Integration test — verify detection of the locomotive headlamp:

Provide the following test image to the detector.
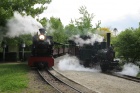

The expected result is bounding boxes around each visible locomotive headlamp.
[39,35,45,40]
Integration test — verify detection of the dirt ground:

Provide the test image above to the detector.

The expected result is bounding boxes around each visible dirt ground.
[22,69,58,93]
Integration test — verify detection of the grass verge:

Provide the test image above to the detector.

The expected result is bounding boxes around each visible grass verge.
[0,63,29,93]
[137,73,140,77]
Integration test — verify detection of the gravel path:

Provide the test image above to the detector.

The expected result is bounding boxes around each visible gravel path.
[22,69,58,93]
[54,56,140,93]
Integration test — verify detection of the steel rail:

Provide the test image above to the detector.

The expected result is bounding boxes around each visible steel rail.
[37,69,83,93]
[105,71,140,83]
[48,68,95,93]
[47,68,83,93]
[37,69,63,93]
[112,73,140,83]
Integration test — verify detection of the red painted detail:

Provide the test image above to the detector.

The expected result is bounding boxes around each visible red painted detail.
[28,56,54,68]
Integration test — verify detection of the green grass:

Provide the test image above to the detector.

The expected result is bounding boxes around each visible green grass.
[137,73,140,77]
[0,63,29,93]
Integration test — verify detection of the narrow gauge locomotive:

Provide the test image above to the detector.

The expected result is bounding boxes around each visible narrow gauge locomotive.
[68,33,119,72]
[28,28,54,69]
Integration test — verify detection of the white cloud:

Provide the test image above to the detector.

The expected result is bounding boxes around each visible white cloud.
[40,0,140,31]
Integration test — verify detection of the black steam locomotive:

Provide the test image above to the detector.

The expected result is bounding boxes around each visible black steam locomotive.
[28,28,54,69]
[68,33,119,72]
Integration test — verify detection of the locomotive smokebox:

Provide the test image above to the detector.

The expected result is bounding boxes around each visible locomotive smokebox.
[39,28,46,34]
[107,33,110,48]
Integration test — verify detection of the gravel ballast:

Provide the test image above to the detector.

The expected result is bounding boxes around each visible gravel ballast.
[23,69,58,93]
[54,56,140,93]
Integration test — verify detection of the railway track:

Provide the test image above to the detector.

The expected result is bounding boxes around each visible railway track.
[37,68,96,93]
[49,68,96,93]
[106,71,140,83]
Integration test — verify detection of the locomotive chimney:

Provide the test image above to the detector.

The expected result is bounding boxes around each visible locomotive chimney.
[107,33,111,48]
[39,28,45,34]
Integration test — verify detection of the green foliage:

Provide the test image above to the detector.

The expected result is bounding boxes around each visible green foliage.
[0,7,13,26]
[112,27,140,63]
[3,34,32,50]
[19,34,33,46]
[0,63,29,93]
[39,18,48,27]
[49,17,67,44]
[65,23,80,37]
[50,17,63,30]
[76,6,94,30]
[73,6,101,35]
[0,0,52,26]
[137,73,140,77]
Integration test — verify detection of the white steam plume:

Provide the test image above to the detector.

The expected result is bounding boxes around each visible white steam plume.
[69,32,104,46]
[6,11,43,37]
[58,54,100,72]
[118,63,139,76]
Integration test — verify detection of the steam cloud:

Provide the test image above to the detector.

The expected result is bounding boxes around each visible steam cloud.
[6,11,43,37]
[69,32,104,46]
[58,54,100,72]
[118,63,140,76]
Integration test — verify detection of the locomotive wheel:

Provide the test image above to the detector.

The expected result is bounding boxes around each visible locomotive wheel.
[83,62,89,67]
[100,60,109,72]
[89,62,93,67]
[83,59,91,67]
[37,62,47,70]
[89,62,95,68]
[100,64,108,72]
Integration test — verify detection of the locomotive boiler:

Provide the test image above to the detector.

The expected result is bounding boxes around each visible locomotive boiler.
[68,33,119,72]
[28,28,54,69]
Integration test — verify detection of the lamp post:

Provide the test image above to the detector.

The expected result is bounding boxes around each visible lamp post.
[113,28,118,36]
[3,43,7,62]
[22,42,26,61]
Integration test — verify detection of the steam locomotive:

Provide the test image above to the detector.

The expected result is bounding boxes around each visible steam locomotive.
[28,28,54,69]
[28,28,118,71]
[68,33,119,72]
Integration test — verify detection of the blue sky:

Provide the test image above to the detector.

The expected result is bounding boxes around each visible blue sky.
[39,0,140,33]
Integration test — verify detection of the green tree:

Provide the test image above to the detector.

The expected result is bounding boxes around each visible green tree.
[3,34,32,51]
[64,22,80,38]
[112,27,140,63]
[39,18,48,27]
[0,0,52,26]
[0,0,52,51]
[73,6,101,35]
[49,17,67,44]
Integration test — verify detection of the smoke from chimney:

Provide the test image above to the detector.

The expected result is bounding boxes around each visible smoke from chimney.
[69,32,104,46]
[6,11,43,37]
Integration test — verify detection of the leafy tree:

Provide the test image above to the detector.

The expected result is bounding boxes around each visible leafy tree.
[3,34,32,51]
[0,0,52,26]
[0,7,13,26]
[73,6,101,35]
[39,18,48,27]
[112,27,140,63]
[0,0,52,51]
[64,23,80,38]
[49,17,67,44]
